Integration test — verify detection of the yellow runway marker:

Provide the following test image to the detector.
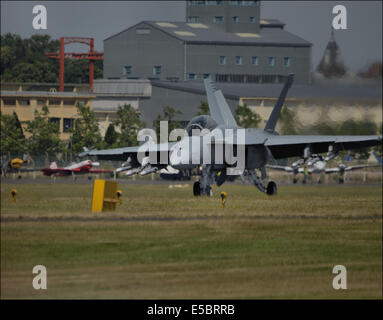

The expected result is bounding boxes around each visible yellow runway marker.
[220,192,227,208]
[117,190,122,205]
[11,189,18,202]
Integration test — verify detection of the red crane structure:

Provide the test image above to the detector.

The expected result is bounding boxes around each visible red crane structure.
[46,37,104,92]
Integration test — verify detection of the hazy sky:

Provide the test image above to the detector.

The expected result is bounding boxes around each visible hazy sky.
[1,1,382,72]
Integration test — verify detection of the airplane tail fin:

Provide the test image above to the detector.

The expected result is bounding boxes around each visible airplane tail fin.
[203,78,238,128]
[264,73,294,133]
[49,162,57,169]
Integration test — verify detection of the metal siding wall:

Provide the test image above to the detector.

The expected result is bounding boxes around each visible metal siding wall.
[104,23,185,80]
[186,44,311,84]
[186,3,261,33]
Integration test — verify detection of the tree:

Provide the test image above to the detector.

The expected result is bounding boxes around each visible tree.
[114,104,146,147]
[153,106,182,138]
[0,112,26,157]
[71,103,103,154]
[358,62,382,79]
[235,104,262,128]
[278,107,303,135]
[337,119,378,159]
[104,123,118,147]
[0,33,102,83]
[24,106,64,157]
[196,101,210,116]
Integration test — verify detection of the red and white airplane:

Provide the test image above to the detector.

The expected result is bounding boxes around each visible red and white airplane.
[42,160,112,177]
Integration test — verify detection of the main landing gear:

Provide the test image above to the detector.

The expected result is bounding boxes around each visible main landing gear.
[248,168,277,196]
[193,181,212,196]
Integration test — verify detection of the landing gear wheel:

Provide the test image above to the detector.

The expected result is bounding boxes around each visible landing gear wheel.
[338,178,344,184]
[193,181,201,196]
[266,181,277,196]
[293,178,298,184]
[206,185,213,197]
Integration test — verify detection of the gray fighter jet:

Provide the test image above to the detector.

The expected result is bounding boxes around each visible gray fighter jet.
[80,74,382,196]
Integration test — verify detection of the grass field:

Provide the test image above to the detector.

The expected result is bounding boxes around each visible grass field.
[1,181,382,299]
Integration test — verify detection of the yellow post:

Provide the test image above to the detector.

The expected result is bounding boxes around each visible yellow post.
[220,191,227,208]
[92,179,118,212]
[11,189,18,202]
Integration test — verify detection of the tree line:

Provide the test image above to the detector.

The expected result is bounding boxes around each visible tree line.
[0,103,144,160]
[1,101,380,161]
[1,34,102,83]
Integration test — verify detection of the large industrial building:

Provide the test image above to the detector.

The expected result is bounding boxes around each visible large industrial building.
[103,0,312,84]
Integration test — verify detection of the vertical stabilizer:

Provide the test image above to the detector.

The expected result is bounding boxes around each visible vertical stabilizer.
[204,79,238,128]
[264,74,294,133]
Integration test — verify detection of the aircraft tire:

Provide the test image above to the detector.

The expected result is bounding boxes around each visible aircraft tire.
[193,181,201,196]
[266,181,277,196]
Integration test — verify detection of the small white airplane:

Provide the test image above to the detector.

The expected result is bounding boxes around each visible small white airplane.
[268,153,381,184]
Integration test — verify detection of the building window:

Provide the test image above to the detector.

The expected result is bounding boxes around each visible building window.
[188,73,197,80]
[187,16,199,23]
[268,57,275,67]
[249,17,255,23]
[3,99,16,106]
[63,118,74,132]
[37,99,46,106]
[251,56,258,66]
[203,73,210,79]
[18,99,30,106]
[284,57,291,67]
[214,16,224,23]
[196,0,206,5]
[229,0,239,5]
[235,56,243,65]
[49,118,60,130]
[206,0,223,5]
[219,56,226,65]
[123,65,132,75]
[63,99,76,106]
[232,16,239,23]
[153,66,162,76]
[49,99,61,106]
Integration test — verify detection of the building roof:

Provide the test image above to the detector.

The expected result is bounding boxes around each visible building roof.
[151,80,382,101]
[1,91,95,98]
[93,79,151,97]
[105,19,311,47]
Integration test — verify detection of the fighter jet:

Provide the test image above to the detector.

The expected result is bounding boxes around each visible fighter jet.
[80,74,382,196]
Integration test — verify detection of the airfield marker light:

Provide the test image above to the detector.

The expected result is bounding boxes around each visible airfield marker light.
[117,190,122,205]
[11,189,18,202]
[220,191,227,208]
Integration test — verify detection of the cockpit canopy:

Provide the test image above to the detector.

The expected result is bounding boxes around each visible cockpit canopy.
[185,115,218,136]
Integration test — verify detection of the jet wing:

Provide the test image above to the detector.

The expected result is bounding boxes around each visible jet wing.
[42,168,72,176]
[82,142,178,161]
[325,167,341,174]
[266,165,293,172]
[344,164,381,172]
[264,135,382,159]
